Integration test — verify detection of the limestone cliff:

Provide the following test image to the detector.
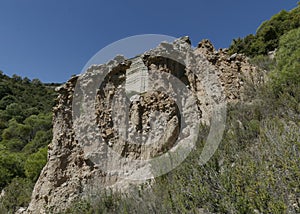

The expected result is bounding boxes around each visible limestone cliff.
[25,37,263,213]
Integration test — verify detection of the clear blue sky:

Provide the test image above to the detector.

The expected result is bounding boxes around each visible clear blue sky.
[0,0,298,83]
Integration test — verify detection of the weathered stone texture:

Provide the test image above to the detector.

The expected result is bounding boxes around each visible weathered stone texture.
[25,37,263,213]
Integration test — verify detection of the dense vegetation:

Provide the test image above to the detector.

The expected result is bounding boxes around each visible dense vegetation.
[66,4,300,214]
[1,3,300,213]
[0,73,57,212]
[229,2,300,57]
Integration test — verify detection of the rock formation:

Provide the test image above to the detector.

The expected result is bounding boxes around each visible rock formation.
[25,37,263,213]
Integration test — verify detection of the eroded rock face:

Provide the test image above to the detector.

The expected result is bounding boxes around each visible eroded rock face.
[25,37,263,213]
[196,39,264,101]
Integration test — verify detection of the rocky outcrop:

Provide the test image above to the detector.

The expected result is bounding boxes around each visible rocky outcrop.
[25,37,263,213]
[196,39,264,101]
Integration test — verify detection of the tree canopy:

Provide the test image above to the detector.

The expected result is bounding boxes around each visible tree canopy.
[229,4,300,57]
[0,73,57,212]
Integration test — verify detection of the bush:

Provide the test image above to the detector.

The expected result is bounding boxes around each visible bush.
[0,151,25,189]
[249,54,275,71]
[270,27,300,98]
[229,4,300,57]
[24,146,47,182]
[23,130,52,154]
[0,177,33,213]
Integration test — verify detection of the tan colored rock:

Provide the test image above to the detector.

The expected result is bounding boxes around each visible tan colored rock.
[25,37,263,213]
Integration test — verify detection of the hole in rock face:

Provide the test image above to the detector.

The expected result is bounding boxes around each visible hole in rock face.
[143,55,191,88]
[125,91,181,158]
[95,56,198,159]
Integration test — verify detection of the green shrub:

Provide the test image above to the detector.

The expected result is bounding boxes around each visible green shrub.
[0,177,33,213]
[249,54,275,71]
[270,27,300,98]
[0,151,25,189]
[229,4,300,57]
[24,146,47,182]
